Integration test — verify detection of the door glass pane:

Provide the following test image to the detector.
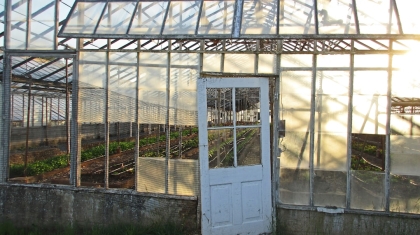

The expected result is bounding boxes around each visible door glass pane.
[237,127,261,166]
[235,88,260,126]
[207,88,233,127]
[208,129,235,168]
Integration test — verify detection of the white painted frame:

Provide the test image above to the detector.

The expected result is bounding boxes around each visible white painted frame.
[198,77,272,235]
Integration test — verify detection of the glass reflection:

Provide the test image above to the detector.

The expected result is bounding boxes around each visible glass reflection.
[207,88,233,127]
[235,88,260,126]
[208,129,235,168]
[237,128,261,166]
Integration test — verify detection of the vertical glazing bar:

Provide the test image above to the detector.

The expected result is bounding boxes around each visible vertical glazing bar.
[66,58,70,154]
[70,40,81,186]
[54,0,59,50]
[41,96,43,127]
[276,0,280,34]
[255,40,259,74]
[160,1,171,35]
[135,45,140,191]
[232,89,237,167]
[387,0,392,34]
[351,0,360,34]
[58,0,78,35]
[197,39,204,227]
[232,0,244,37]
[4,0,11,49]
[24,80,32,176]
[195,0,204,35]
[385,40,393,212]
[0,54,12,182]
[271,40,283,207]
[31,95,34,126]
[221,40,225,72]
[26,0,32,49]
[314,0,319,35]
[93,1,108,35]
[346,40,355,209]
[165,40,172,194]
[309,42,317,206]
[126,0,140,34]
[104,39,110,189]
[272,39,282,221]
[391,0,403,34]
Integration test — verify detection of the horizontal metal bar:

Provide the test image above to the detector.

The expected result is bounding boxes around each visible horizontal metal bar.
[201,72,279,78]
[77,49,411,55]
[58,33,420,40]
[5,50,77,57]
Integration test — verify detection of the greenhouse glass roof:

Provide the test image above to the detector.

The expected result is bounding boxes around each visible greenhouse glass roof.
[58,0,420,39]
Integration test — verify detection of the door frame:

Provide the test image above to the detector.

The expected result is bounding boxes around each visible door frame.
[197,77,273,235]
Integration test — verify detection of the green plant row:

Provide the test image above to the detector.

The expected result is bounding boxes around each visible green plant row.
[140,135,200,158]
[10,127,199,177]
[10,154,69,177]
[352,141,382,156]
[351,156,381,171]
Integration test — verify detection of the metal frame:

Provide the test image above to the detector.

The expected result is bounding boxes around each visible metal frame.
[58,0,418,40]
[1,0,420,222]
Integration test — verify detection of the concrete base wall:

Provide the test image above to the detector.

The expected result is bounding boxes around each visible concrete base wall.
[277,207,420,235]
[0,184,198,230]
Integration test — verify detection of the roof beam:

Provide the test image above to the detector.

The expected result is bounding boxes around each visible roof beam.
[0,74,69,89]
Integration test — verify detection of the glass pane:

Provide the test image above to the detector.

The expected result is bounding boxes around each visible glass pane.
[79,52,106,123]
[203,54,222,72]
[96,2,136,34]
[390,174,420,214]
[208,129,235,168]
[237,127,261,166]
[235,87,260,126]
[79,52,106,186]
[390,136,420,176]
[170,53,199,126]
[224,54,255,73]
[280,168,310,205]
[163,1,201,35]
[130,1,169,34]
[397,1,420,34]
[356,0,398,34]
[241,0,277,35]
[9,0,28,49]
[138,158,166,193]
[29,1,55,50]
[258,54,276,74]
[279,70,311,206]
[279,71,312,172]
[109,52,137,124]
[318,0,356,34]
[317,55,349,68]
[207,88,233,127]
[139,52,168,124]
[198,0,234,35]
[64,2,106,34]
[350,171,385,211]
[279,0,316,34]
[281,54,312,67]
[352,71,387,135]
[314,170,346,207]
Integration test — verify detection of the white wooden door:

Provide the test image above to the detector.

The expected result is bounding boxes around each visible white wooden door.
[198,78,272,235]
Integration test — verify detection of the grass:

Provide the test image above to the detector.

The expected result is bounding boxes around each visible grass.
[0,220,189,235]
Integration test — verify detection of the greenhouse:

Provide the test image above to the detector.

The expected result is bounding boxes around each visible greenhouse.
[0,0,420,234]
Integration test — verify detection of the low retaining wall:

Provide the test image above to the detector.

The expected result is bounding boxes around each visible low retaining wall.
[277,207,420,235]
[0,184,198,230]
